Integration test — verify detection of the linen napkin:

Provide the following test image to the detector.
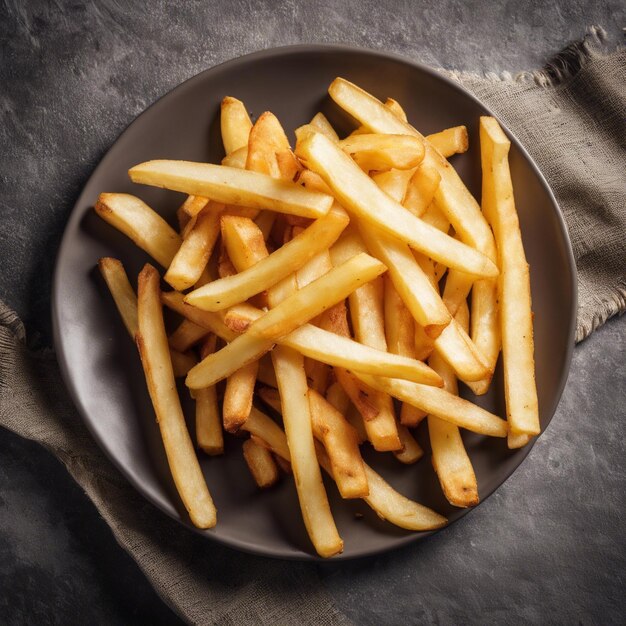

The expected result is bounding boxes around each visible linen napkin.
[1,32,624,625]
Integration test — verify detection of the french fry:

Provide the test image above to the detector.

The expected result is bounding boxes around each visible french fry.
[257,386,282,414]
[325,381,351,415]
[223,360,258,432]
[204,302,444,385]
[384,278,428,427]
[272,346,343,557]
[254,210,277,240]
[181,195,211,218]
[426,125,469,158]
[95,194,181,268]
[195,335,223,455]
[384,97,408,121]
[257,355,277,388]
[221,146,248,169]
[242,408,446,531]
[413,323,435,363]
[135,264,216,528]
[403,164,441,217]
[164,205,221,291]
[371,168,414,203]
[309,112,339,141]
[427,347,479,507]
[480,116,539,441]
[356,373,508,438]
[220,96,252,154]
[170,349,198,377]
[185,206,349,311]
[129,160,334,220]
[394,425,424,464]
[328,79,496,256]
[168,319,208,353]
[308,389,369,499]
[246,111,290,178]
[338,133,425,171]
[345,404,368,445]
[98,257,139,337]
[358,224,451,337]
[242,438,280,489]
[177,204,192,232]
[296,132,497,278]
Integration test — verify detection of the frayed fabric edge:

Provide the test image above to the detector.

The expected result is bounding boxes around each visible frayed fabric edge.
[576,283,626,343]
[443,25,618,87]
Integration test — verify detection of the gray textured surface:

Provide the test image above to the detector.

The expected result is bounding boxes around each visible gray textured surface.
[0,1,625,624]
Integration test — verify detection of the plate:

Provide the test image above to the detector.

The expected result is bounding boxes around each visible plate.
[52,45,576,560]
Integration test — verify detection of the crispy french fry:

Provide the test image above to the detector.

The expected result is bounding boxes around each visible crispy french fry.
[413,322,435,363]
[98,257,139,337]
[325,381,351,415]
[426,125,469,158]
[185,207,349,311]
[181,195,211,218]
[95,194,181,268]
[480,116,539,440]
[136,264,216,528]
[308,390,369,499]
[272,345,343,557]
[221,215,269,273]
[177,204,192,232]
[221,146,248,169]
[242,408,446,531]
[257,386,282,414]
[170,349,198,377]
[243,438,280,489]
[168,319,208,353]
[371,168,414,203]
[129,160,334,220]
[254,210,277,240]
[257,355,277,388]
[345,404,368,445]
[296,132,497,278]
[403,164,441,217]
[394,425,424,464]
[357,373,508,438]
[358,224,451,337]
[246,111,290,178]
[164,205,221,291]
[195,335,223,455]
[427,348,479,507]
[339,133,425,171]
[223,360,258,432]
[384,278,428,427]
[328,78,496,256]
[297,169,333,195]
[221,96,252,154]
[310,112,340,141]
[384,97,408,121]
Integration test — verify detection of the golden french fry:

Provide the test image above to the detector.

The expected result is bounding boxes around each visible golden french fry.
[403,164,441,217]
[185,207,349,311]
[384,97,408,121]
[325,381,351,415]
[221,96,252,154]
[426,125,469,158]
[136,264,216,528]
[393,425,424,464]
[308,390,369,499]
[480,116,539,440]
[257,386,282,414]
[357,373,508,438]
[242,438,280,489]
[427,346,479,507]
[338,133,425,171]
[177,204,192,232]
[181,195,211,218]
[272,345,343,557]
[242,406,446,531]
[223,359,258,433]
[195,335,223,455]
[296,132,497,278]
[129,160,334,220]
[413,322,435,363]
[254,210,277,240]
[98,257,139,337]
[246,111,290,177]
[384,277,428,426]
[95,194,181,268]
[371,168,414,203]
[257,355,277,388]
[221,146,248,169]
[329,79,496,252]
[309,112,339,141]
[168,319,208,353]
[164,205,221,291]
[221,215,269,272]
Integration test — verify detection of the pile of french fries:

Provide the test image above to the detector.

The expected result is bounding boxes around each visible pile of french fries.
[95,78,539,557]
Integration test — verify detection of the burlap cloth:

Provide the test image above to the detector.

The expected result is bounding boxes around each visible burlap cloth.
[0,32,624,625]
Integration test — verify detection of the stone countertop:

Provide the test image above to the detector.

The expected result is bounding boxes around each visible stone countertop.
[1,2,624,624]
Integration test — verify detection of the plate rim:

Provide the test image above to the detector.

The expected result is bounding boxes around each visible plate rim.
[51,43,578,561]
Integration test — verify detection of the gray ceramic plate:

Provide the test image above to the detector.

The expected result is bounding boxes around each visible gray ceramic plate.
[52,45,576,560]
